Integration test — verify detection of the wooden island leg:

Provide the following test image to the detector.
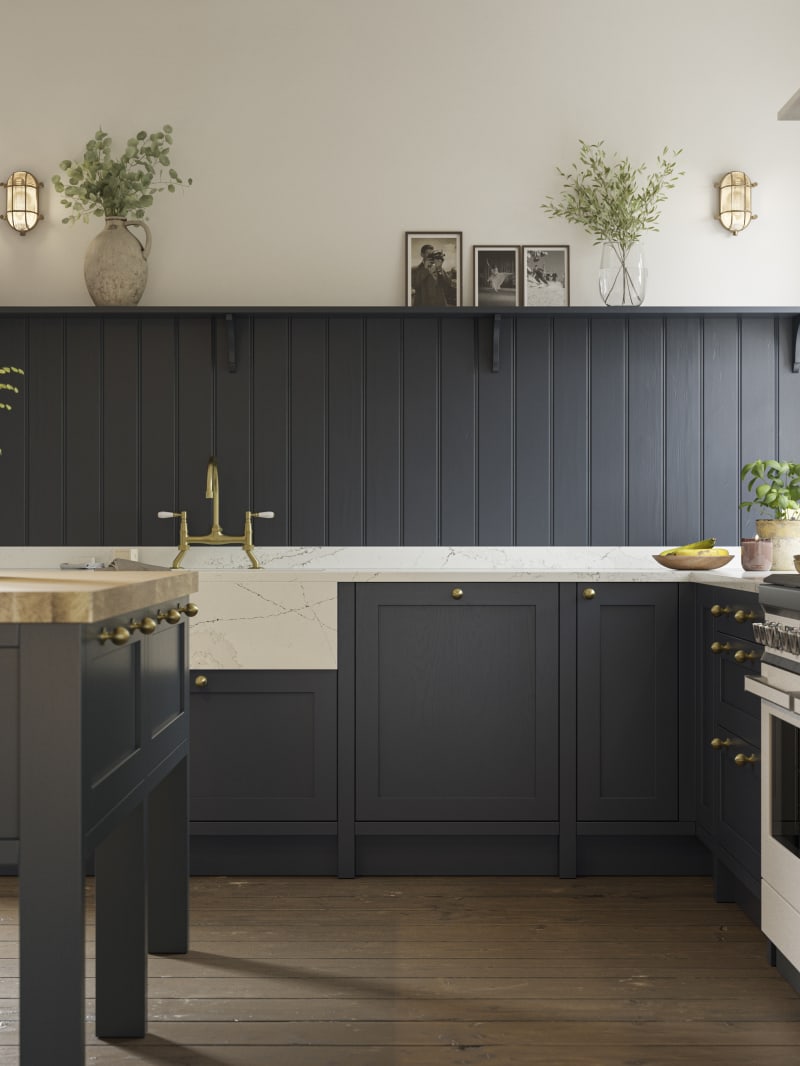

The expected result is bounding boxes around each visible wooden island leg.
[148,755,189,954]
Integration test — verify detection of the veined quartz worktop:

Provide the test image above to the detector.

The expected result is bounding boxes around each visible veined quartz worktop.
[0,568,198,623]
[0,547,771,670]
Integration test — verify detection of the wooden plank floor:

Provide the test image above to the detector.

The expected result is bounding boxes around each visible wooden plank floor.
[0,875,798,1064]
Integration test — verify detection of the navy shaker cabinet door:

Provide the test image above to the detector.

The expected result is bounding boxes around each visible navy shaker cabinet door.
[354,583,559,822]
[576,583,679,822]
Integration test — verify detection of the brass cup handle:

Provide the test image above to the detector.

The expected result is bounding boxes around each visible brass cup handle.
[734,649,761,664]
[734,609,760,624]
[710,737,733,749]
[451,588,464,600]
[582,588,596,600]
[734,753,759,766]
[710,604,732,617]
[194,675,209,688]
[710,641,732,654]
[129,615,157,635]
[98,625,131,646]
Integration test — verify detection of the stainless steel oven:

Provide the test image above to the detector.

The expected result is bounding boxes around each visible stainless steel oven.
[746,574,800,977]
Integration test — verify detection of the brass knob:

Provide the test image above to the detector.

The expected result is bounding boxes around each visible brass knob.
[710,604,732,617]
[734,609,759,624]
[734,753,759,766]
[181,602,199,617]
[451,588,464,599]
[194,675,208,688]
[734,649,761,664]
[158,608,182,625]
[98,625,131,646]
[129,615,157,635]
[582,588,596,600]
[710,641,732,654]
[710,737,733,749]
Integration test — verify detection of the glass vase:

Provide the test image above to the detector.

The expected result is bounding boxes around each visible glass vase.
[598,242,646,307]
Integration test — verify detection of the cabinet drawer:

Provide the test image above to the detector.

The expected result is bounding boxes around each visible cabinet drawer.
[707,598,763,643]
[717,733,761,881]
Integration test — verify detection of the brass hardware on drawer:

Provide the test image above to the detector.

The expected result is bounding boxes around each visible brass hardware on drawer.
[157,608,182,625]
[194,675,208,688]
[180,602,199,617]
[710,604,732,617]
[734,753,759,766]
[98,625,131,646]
[710,737,733,749]
[711,641,732,654]
[451,588,464,600]
[582,588,596,600]
[129,616,157,635]
[734,609,760,624]
[734,649,761,664]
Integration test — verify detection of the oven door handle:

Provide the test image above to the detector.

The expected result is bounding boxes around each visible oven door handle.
[744,674,798,711]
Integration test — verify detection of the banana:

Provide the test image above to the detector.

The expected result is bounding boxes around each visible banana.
[671,546,729,557]
[660,537,716,556]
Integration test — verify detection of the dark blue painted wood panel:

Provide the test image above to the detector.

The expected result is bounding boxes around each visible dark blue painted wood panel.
[0,310,792,549]
[589,317,627,545]
[627,318,665,544]
[364,318,402,546]
[402,318,439,545]
[515,317,552,545]
[665,317,702,544]
[290,318,327,545]
[252,317,289,546]
[477,316,514,545]
[702,318,740,544]
[440,317,477,544]
[552,317,589,545]
[102,318,139,545]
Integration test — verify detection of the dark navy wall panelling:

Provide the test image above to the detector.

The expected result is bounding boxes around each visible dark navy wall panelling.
[0,310,798,548]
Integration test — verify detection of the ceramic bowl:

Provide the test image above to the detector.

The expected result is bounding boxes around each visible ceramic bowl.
[653,553,734,571]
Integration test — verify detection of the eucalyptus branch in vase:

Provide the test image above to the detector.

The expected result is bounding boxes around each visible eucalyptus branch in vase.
[541,141,683,306]
[0,365,23,456]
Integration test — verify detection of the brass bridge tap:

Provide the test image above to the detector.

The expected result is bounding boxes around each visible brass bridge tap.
[159,456,274,569]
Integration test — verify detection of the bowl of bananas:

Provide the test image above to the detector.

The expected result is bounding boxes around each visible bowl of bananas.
[653,538,734,570]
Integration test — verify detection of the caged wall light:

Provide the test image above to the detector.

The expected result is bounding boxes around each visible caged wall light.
[715,171,757,236]
[1,171,43,235]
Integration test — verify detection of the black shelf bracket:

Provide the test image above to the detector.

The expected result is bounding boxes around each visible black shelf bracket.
[225,313,237,373]
[794,316,800,373]
[492,314,502,372]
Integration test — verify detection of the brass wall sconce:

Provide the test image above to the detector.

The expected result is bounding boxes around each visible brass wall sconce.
[1,171,43,234]
[714,171,757,236]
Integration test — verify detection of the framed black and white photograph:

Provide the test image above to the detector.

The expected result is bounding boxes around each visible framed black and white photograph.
[473,246,519,308]
[522,245,570,307]
[406,232,462,307]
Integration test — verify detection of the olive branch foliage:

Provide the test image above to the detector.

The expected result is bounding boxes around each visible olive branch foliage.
[0,365,23,456]
[52,125,192,224]
[542,140,684,254]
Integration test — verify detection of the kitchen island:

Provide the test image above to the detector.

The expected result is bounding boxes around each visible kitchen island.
[0,568,198,1066]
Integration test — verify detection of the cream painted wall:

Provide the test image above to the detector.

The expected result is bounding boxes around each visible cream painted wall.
[3,0,800,307]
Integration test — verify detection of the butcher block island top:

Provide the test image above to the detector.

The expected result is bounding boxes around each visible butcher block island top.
[0,568,198,623]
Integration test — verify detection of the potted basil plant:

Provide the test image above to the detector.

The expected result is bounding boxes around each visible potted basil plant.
[740,459,800,570]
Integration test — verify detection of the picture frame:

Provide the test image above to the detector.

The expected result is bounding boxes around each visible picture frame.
[473,246,520,308]
[406,232,462,307]
[521,245,570,307]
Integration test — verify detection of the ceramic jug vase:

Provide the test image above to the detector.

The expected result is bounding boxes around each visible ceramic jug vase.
[83,217,152,306]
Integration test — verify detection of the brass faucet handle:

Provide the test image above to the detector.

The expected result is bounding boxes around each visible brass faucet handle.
[158,511,182,518]
[250,511,275,519]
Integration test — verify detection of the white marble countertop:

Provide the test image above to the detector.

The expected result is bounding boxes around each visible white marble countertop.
[0,546,779,668]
